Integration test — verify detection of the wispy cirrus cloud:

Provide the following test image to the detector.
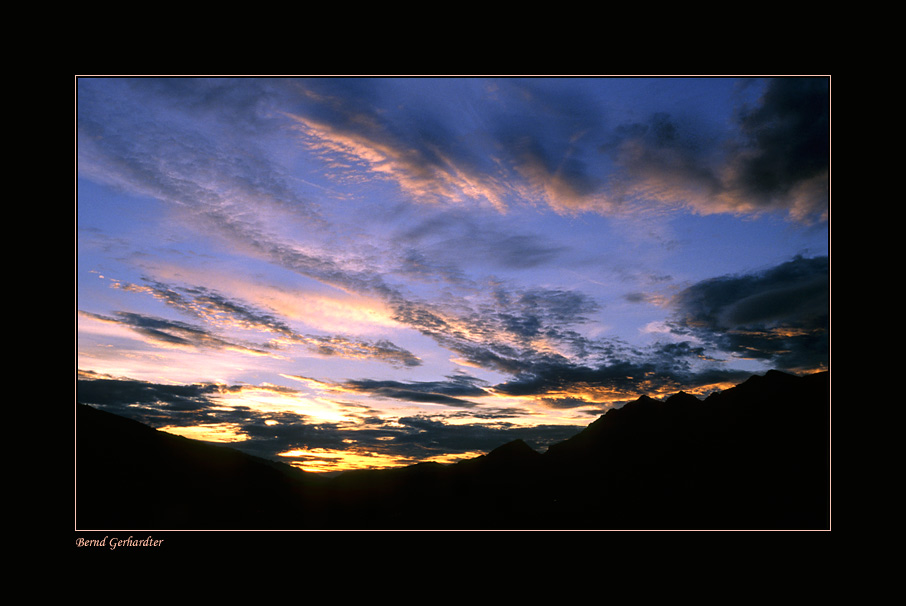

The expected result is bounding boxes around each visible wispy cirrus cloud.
[97,278,422,368]
[79,310,276,357]
[286,373,492,409]
[388,283,604,377]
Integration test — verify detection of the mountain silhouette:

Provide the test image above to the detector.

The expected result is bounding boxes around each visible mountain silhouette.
[75,370,830,530]
[75,403,331,529]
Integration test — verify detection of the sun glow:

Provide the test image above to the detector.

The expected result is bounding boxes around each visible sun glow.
[277,445,488,474]
[217,385,352,423]
[277,447,409,473]
[159,423,248,443]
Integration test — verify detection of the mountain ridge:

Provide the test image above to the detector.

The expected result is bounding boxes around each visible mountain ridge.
[75,369,830,530]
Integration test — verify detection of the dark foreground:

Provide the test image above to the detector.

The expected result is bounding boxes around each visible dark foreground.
[75,370,830,530]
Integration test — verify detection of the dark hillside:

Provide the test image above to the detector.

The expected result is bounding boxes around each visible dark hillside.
[539,370,830,528]
[75,370,830,530]
[75,404,325,529]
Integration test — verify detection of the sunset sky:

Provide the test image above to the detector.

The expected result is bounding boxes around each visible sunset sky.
[76,76,830,473]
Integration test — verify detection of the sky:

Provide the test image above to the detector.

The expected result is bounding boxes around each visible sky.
[76,76,830,474]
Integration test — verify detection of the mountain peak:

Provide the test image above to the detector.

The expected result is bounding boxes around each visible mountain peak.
[741,368,797,387]
[486,438,540,461]
[665,390,700,405]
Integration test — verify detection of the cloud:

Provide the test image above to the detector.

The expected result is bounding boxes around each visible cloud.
[76,372,221,409]
[285,77,828,224]
[78,78,828,349]
[77,78,322,225]
[478,79,614,213]
[113,280,297,337]
[393,208,569,276]
[77,373,344,462]
[380,414,580,456]
[340,377,488,408]
[76,372,580,465]
[286,78,513,212]
[601,78,829,222]
[394,284,600,345]
[490,339,751,404]
[291,373,491,409]
[386,282,607,379]
[308,336,421,368]
[79,77,829,260]
[285,78,626,216]
[111,278,422,368]
[79,310,275,357]
[667,255,829,372]
[724,78,830,220]
[76,372,230,427]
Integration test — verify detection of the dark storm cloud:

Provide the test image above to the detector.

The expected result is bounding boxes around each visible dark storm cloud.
[481,78,825,221]
[480,78,826,219]
[604,110,723,196]
[668,255,829,371]
[494,359,669,398]
[598,77,829,221]
[730,78,830,204]
[77,374,221,409]
[76,373,232,427]
[539,396,593,410]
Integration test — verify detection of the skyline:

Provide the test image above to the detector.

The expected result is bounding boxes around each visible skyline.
[76,76,830,473]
